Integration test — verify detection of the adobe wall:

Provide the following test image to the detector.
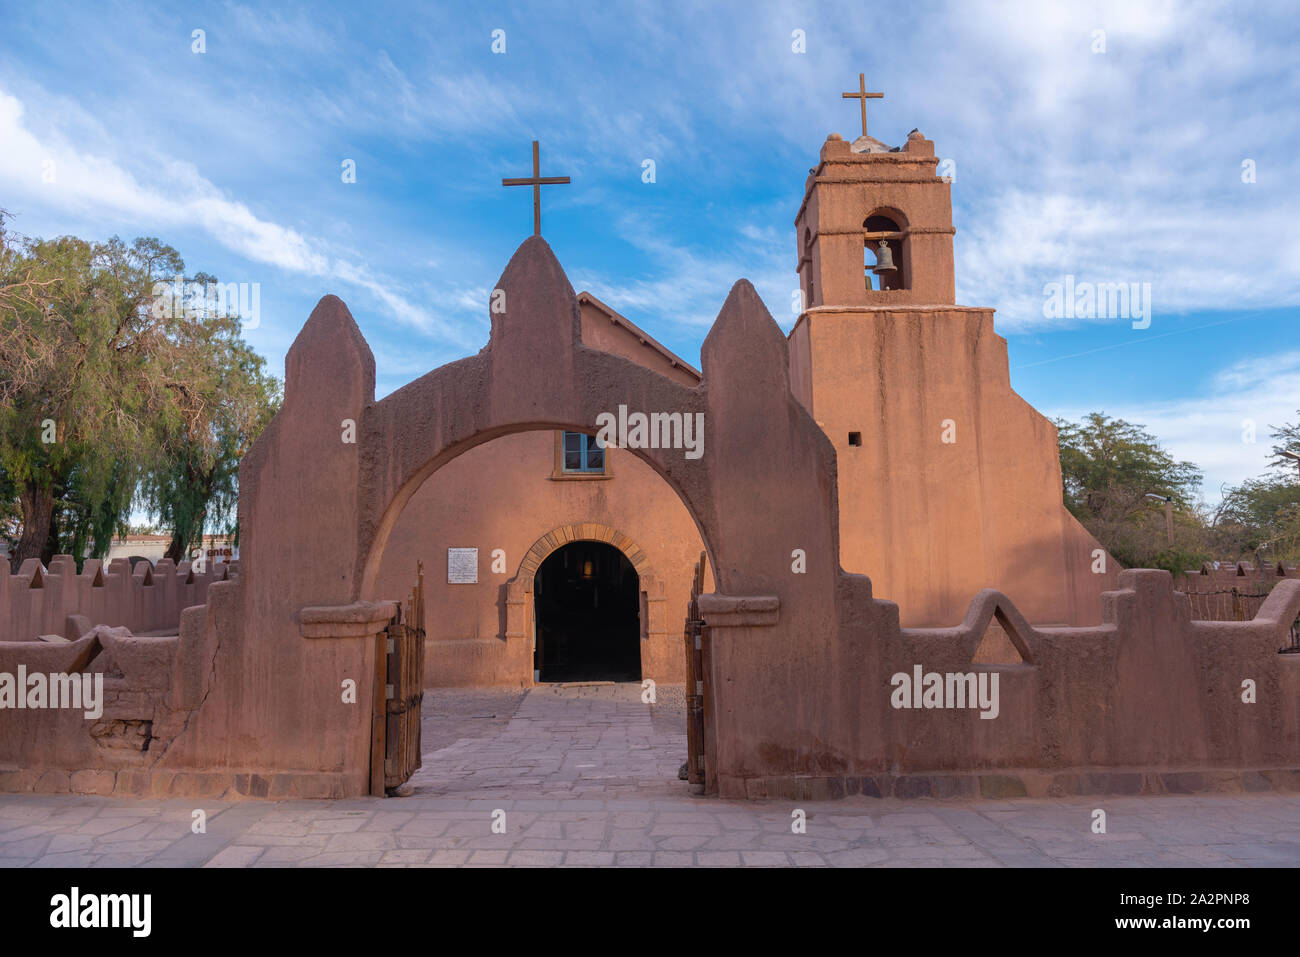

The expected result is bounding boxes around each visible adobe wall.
[124,287,396,798]
[374,429,708,686]
[0,556,237,795]
[791,306,1117,627]
[703,570,1300,800]
[0,285,397,799]
[0,556,229,642]
[577,296,701,388]
[0,611,210,794]
[1177,564,1300,588]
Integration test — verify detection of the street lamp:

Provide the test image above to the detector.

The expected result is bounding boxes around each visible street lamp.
[1280,450,1300,479]
[1145,492,1174,547]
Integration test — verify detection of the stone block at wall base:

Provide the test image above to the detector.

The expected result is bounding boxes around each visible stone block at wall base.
[0,766,369,800]
[70,769,116,795]
[724,768,1300,801]
[0,768,73,793]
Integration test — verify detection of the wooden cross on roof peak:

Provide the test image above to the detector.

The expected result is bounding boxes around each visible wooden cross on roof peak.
[501,140,571,236]
[841,73,884,138]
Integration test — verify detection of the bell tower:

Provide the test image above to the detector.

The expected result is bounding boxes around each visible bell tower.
[787,78,1117,632]
[794,127,956,308]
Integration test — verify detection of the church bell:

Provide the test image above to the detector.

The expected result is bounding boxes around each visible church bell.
[871,240,897,274]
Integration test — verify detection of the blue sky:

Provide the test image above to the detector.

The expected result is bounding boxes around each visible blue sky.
[1,0,1297,503]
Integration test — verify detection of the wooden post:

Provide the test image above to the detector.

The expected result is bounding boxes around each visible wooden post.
[370,624,388,795]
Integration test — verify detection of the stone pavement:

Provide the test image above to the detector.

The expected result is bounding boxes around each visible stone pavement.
[1,684,1299,867]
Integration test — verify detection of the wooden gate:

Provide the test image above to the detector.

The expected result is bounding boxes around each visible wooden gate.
[683,551,710,793]
[371,562,426,795]
[1180,578,1300,652]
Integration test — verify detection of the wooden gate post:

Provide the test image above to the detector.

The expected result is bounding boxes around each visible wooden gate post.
[371,622,389,795]
[380,563,426,795]
[683,553,708,793]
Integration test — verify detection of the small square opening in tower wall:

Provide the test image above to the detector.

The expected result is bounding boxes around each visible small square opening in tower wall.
[848,432,862,447]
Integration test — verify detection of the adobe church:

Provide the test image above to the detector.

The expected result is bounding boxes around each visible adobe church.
[8,82,1297,803]
[374,102,1116,688]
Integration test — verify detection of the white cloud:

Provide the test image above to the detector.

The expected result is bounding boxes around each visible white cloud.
[957,187,1300,331]
[3,0,1296,425]
[0,90,476,345]
[571,212,794,335]
[913,0,1300,329]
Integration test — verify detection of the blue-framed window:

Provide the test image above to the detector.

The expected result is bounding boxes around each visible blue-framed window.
[562,431,605,473]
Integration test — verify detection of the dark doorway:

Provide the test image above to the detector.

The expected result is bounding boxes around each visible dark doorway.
[534,541,641,682]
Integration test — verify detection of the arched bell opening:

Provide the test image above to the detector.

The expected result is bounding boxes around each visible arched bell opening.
[863,214,906,292]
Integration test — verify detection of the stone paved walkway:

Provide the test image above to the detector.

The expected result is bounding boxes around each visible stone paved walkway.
[2,684,1299,867]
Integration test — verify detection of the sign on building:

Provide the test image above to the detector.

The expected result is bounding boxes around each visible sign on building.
[447,547,478,584]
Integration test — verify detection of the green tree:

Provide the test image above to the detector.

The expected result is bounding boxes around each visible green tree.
[139,299,280,563]
[0,213,278,569]
[1211,414,1300,564]
[0,461,18,556]
[1055,412,1209,572]
[0,226,180,567]
[1270,413,1300,473]
[1213,477,1300,562]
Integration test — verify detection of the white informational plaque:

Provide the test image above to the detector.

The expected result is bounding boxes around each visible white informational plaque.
[447,547,478,584]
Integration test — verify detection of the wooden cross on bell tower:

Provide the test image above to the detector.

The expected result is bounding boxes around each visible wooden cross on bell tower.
[841,73,884,137]
[501,140,571,235]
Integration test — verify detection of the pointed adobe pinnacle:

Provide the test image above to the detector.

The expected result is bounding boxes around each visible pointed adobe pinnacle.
[488,234,581,351]
[81,558,101,578]
[701,279,789,389]
[285,294,376,406]
[494,235,573,300]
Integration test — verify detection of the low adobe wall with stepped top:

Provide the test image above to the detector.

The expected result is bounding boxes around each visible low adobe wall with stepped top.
[0,557,248,798]
[1,555,231,642]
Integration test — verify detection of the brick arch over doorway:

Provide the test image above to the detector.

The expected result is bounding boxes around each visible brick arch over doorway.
[515,523,657,589]
[505,523,673,682]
